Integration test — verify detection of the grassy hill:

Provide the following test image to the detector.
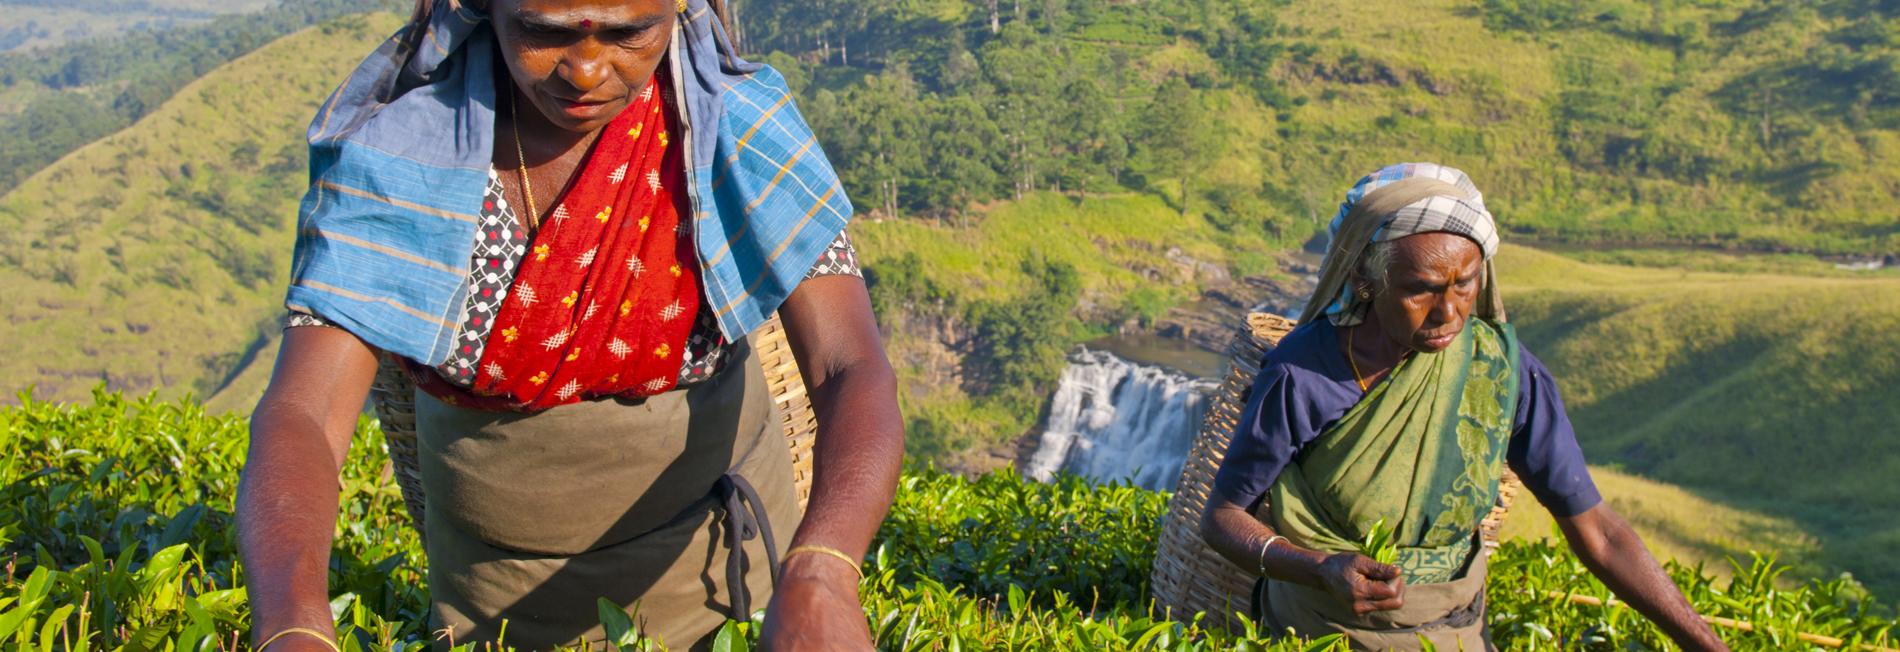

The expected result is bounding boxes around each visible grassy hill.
[1264,0,1900,254]
[0,13,403,404]
[1496,244,1900,593]
[0,0,401,196]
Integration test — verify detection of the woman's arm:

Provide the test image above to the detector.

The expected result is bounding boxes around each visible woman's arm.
[1556,505,1729,652]
[1201,496,1404,615]
[237,326,381,650]
[761,274,905,650]
[1508,350,1725,649]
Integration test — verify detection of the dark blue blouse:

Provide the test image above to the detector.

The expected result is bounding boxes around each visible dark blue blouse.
[1212,319,1603,518]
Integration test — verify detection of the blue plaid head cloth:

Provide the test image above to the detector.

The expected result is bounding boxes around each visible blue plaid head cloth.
[285,0,852,366]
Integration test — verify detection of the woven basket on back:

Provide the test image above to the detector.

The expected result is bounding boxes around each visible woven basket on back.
[1149,312,1522,630]
[372,313,818,537]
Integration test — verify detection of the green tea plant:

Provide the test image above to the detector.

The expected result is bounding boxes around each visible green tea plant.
[0,391,1894,650]
[1357,519,1399,567]
[871,466,1167,610]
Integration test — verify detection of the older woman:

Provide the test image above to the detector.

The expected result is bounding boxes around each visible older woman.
[236,0,901,650]
[1200,163,1726,651]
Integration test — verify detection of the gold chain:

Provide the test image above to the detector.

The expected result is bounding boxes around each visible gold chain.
[508,88,541,229]
[1348,325,1369,393]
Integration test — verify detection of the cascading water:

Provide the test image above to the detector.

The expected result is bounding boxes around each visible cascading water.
[1026,348,1218,491]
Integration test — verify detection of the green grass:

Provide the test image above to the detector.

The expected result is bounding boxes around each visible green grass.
[0,13,404,406]
[1499,244,1900,595]
[2,392,1896,651]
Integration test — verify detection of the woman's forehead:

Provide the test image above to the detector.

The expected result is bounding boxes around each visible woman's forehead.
[1390,233,1482,274]
[504,0,670,24]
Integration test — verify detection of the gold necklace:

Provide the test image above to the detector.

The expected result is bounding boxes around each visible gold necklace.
[1347,325,1369,392]
[509,89,541,229]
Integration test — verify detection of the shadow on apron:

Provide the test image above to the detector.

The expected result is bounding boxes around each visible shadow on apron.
[415,339,800,651]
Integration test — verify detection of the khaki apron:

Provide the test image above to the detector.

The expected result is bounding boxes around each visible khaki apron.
[415,339,799,651]
[1252,541,1493,652]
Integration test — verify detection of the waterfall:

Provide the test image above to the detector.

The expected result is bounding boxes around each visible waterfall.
[1026,348,1218,491]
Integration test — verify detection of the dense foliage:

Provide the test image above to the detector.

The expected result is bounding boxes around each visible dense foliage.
[750,0,1296,230]
[2,392,1895,650]
[0,0,401,194]
[749,0,1900,255]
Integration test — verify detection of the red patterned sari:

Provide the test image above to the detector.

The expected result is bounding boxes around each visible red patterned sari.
[416,71,698,412]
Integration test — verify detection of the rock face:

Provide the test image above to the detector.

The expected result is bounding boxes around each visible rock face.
[1150,254,1318,353]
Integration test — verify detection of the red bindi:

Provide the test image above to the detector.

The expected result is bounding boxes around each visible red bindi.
[580,18,592,28]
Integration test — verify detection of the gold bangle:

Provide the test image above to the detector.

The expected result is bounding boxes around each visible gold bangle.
[784,544,864,579]
[258,627,340,652]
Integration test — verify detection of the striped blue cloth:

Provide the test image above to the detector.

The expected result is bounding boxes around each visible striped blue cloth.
[286,0,852,366]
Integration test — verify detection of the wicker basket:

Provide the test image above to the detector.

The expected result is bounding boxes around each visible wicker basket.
[1148,312,1522,630]
[371,312,817,538]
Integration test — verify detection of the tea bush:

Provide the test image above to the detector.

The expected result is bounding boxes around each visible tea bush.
[2,392,1894,650]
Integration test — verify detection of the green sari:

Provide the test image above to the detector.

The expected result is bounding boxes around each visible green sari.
[1268,318,1520,585]
[1257,319,1520,650]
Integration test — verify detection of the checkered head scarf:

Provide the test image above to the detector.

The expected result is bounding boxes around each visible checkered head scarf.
[1299,162,1506,327]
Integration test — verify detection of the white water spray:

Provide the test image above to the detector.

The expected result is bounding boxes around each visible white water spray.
[1026,349,1217,491]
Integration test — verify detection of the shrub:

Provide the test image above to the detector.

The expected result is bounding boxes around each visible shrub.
[0,391,1893,650]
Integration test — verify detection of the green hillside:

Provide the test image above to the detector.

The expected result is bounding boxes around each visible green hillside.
[0,0,401,195]
[1497,244,1900,593]
[759,0,1900,255]
[0,13,404,404]
[1270,0,1900,254]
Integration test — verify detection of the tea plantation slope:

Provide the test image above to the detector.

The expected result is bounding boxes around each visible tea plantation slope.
[1,394,1895,650]
[1498,244,1900,594]
[0,13,405,405]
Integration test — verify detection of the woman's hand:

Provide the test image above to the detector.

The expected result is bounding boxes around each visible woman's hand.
[1317,552,1405,615]
[1559,505,1729,651]
[759,554,872,650]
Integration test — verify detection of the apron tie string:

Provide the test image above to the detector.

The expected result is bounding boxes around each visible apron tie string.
[715,472,780,619]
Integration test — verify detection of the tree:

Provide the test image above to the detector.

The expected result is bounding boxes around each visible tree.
[1133,77,1218,216]
[965,258,1081,395]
